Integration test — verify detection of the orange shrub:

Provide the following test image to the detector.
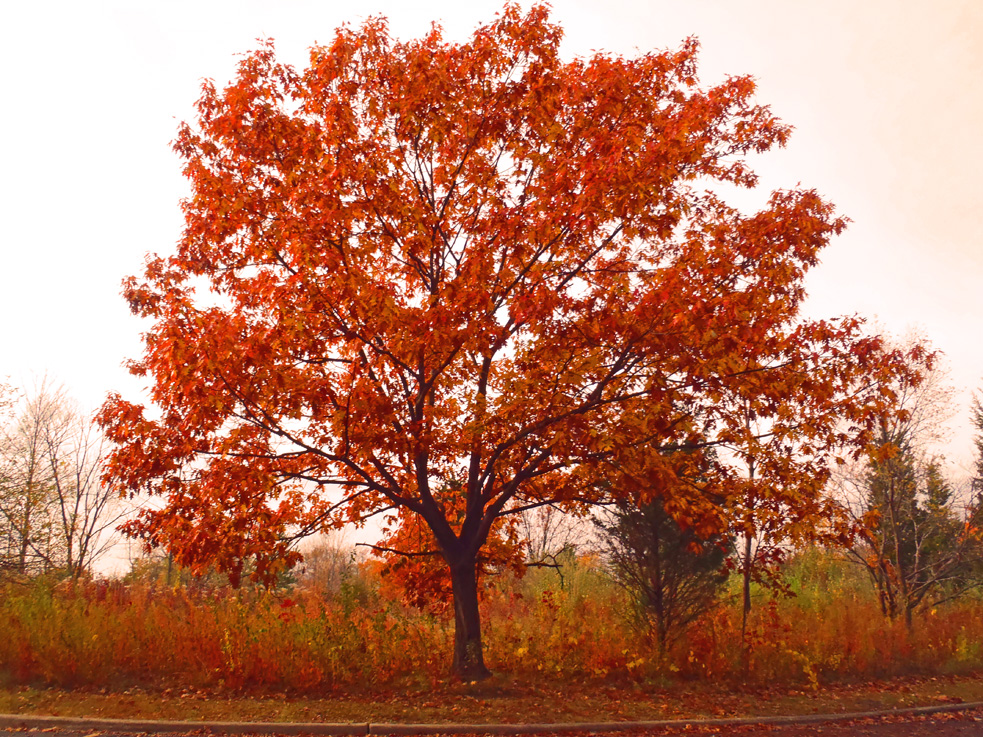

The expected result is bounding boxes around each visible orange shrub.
[3,550,983,692]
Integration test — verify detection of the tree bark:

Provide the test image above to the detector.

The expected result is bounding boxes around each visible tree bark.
[449,555,491,681]
[741,530,753,636]
[740,529,753,678]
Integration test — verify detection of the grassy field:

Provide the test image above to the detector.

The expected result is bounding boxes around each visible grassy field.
[2,548,983,718]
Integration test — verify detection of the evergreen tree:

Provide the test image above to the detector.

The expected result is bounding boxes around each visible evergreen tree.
[600,495,732,650]
[971,393,983,495]
[851,424,982,628]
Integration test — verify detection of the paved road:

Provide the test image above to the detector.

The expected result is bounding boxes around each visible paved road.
[620,708,983,735]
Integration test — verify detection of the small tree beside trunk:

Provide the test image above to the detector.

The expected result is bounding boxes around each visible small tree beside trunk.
[600,495,731,651]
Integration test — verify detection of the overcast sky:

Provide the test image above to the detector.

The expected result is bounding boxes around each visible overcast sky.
[1,0,980,475]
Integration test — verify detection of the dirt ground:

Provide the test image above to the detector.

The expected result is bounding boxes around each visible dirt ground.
[3,705,983,737]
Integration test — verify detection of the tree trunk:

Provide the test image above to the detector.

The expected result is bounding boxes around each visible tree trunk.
[741,443,756,666]
[741,531,753,638]
[740,530,753,679]
[449,555,491,681]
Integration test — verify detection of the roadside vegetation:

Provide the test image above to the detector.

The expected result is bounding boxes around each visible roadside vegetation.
[4,547,983,697]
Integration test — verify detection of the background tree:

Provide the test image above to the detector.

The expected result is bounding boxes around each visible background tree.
[846,437,983,628]
[840,355,983,628]
[1,382,59,575]
[519,504,589,587]
[0,379,123,579]
[971,391,983,495]
[294,533,362,597]
[99,4,916,678]
[721,395,851,648]
[0,381,12,418]
[44,389,126,580]
[599,488,731,651]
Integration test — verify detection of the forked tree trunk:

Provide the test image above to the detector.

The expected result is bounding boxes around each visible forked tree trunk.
[449,555,491,681]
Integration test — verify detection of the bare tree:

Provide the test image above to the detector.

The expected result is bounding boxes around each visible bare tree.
[519,505,591,586]
[0,379,125,579]
[43,395,125,579]
[0,381,13,419]
[0,382,57,575]
[295,532,361,595]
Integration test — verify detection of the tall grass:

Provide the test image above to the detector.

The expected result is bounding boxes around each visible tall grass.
[2,549,982,692]
[0,578,450,691]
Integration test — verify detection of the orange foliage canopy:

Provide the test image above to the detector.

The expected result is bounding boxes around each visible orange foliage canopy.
[98,4,926,677]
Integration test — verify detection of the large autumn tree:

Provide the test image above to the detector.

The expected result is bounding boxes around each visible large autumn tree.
[99,4,918,678]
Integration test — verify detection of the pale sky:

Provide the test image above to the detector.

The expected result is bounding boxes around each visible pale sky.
[1,0,981,475]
